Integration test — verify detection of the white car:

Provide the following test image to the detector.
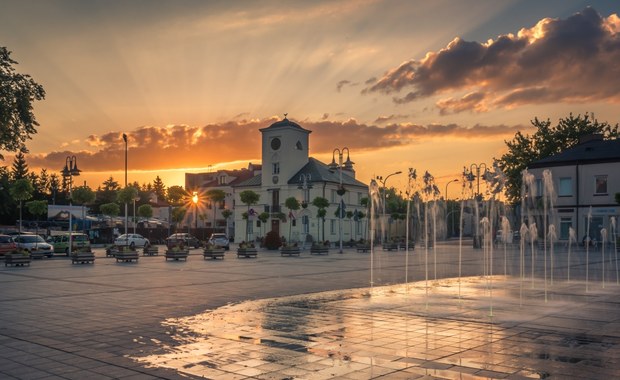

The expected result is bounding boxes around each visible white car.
[14,234,54,258]
[114,233,150,249]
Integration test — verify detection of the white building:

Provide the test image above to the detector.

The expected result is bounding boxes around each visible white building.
[527,135,620,243]
[188,116,368,245]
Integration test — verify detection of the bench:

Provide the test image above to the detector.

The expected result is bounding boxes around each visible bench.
[4,254,31,267]
[143,246,159,256]
[203,248,225,260]
[237,248,258,258]
[382,243,399,251]
[71,252,95,264]
[165,250,189,261]
[310,246,329,255]
[280,247,301,256]
[115,251,139,263]
[356,245,371,253]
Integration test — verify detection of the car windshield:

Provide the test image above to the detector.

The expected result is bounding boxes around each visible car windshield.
[18,235,45,243]
[0,236,13,243]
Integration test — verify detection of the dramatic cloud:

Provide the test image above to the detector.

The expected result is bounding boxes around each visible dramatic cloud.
[374,114,410,124]
[364,8,620,111]
[25,118,526,173]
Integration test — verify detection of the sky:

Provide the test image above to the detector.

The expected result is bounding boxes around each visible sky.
[1,0,619,197]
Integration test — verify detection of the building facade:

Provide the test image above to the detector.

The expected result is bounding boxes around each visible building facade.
[187,117,369,245]
[527,135,620,243]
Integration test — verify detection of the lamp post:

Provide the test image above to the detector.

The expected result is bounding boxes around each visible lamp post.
[445,179,459,237]
[192,191,198,231]
[463,163,488,198]
[122,133,128,238]
[376,171,402,244]
[298,174,313,247]
[61,156,81,256]
[329,148,350,253]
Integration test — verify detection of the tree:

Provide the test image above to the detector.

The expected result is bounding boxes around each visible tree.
[137,204,153,219]
[312,196,329,242]
[10,178,33,232]
[0,47,46,159]
[497,113,620,204]
[284,197,300,242]
[239,190,260,241]
[221,209,232,238]
[10,150,29,180]
[100,203,120,226]
[258,212,269,238]
[25,200,47,236]
[167,185,186,206]
[206,189,226,232]
[72,185,96,233]
[152,176,166,203]
[171,207,187,232]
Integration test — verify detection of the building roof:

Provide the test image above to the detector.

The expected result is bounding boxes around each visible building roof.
[259,116,311,134]
[288,157,367,188]
[529,138,620,168]
[233,174,262,187]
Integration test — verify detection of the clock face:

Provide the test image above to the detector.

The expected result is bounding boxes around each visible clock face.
[271,137,281,151]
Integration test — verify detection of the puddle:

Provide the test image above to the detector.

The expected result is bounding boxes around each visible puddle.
[130,277,620,379]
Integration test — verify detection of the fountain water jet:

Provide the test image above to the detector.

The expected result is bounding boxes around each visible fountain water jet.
[568,227,576,282]
[601,228,607,288]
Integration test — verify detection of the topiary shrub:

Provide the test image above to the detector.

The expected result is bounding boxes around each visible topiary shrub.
[264,231,282,250]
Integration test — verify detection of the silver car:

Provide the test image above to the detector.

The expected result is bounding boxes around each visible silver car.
[14,234,54,258]
[208,233,230,250]
[114,233,150,249]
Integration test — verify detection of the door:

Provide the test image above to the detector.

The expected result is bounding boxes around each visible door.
[271,219,280,237]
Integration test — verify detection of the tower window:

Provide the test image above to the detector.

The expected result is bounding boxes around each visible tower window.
[272,162,280,175]
[296,141,303,150]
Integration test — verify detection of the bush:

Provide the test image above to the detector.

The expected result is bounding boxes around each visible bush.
[264,231,282,250]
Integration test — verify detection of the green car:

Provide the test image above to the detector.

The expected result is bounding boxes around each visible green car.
[48,233,91,255]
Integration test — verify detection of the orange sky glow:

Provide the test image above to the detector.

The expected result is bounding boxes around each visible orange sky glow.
[1,1,619,198]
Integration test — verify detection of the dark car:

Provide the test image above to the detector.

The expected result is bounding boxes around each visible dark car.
[0,234,17,256]
[166,233,201,248]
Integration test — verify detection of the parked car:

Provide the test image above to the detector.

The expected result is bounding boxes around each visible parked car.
[208,233,230,250]
[114,233,150,249]
[13,234,54,257]
[166,233,201,248]
[48,232,91,255]
[0,234,17,256]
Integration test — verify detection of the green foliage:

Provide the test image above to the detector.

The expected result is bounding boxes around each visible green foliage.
[284,196,300,212]
[171,207,186,225]
[72,185,95,205]
[137,204,153,219]
[239,190,260,207]
[117,186,139,204]
[258,212,269,223]
[167,185,186,206]
[100,203,120,218]
[264,230,282,250]
[497,113,620,204]
[10,178,33,202]
[0,47,45,159]
[11,151,29,180]
[311,196,329,211]
[221,209,232,219]
[25,200,47,218]
[152,176,166,202]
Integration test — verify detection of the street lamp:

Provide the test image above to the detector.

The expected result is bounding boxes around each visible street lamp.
[122,133,128,238]
[445,179,459,237]
[463,163,488,198]
[61,156,81,256]
[329,147,350,253]
[376,171,402,243]
[192,191,199,231]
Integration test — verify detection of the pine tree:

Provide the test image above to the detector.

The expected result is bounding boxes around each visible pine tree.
[152,176,166,203]
[11,150,29,180]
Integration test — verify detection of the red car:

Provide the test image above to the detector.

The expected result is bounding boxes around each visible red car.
[0,234,17,256]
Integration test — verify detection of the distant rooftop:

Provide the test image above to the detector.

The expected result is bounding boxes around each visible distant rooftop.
[529,137,620,168]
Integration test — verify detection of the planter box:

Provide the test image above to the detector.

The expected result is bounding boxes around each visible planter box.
[237,248,258,258]
[71,252,95,264]
[4,254,31,267]
[310,246,329,255]
[115,251,139,263]
[382,243,399,251]
[143,246,159,256]
[105,247,118,257]
[165,250,189,261]
[280,247,301,256]
[203,248,225,260]
[356,244,371,253]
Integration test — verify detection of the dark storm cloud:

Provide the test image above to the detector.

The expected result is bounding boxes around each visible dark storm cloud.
[363,8,620,111]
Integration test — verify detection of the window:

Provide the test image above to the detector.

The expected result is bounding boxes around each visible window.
[302,215,309,234]
[558,177,572,197]
[218,176,226,185]
[331,189,337,203]
[559,217,572,240]
[595,175,608,194]
[272,162,280,175]
[330,219,336,235]
[296,141,303,150]
[534,178,543,197]
[247,221,254,235]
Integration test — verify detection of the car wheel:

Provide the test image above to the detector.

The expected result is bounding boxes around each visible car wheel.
[144,242,149,248]
[65,247,70,256]
[130,242,135,249]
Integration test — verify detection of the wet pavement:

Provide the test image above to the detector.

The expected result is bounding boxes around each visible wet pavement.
[1,243,619,379]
